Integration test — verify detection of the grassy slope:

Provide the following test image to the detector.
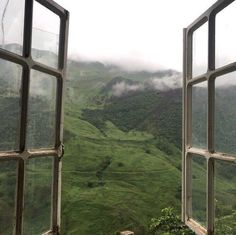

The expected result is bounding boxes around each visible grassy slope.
[62,118,182,235]
[61,61,235,234]
[0,58,234,234]
[61,75,183,235]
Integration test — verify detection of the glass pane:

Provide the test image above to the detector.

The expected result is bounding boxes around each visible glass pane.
[216,1,236,68]
[32,1,60,68]
[192,82,207,148]
[215,160,236,235]
[0,59,21,151]
[0,160,17,235]
[215,72,236,154]
[27,70,57,149]
[191,154,207,227]
[0,0,24,54]
[192,23,208,77]
[23,157,53,235]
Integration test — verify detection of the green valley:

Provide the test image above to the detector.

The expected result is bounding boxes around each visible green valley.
[62,61,183,234]
[0,53,235,235]
[61,60,235,235]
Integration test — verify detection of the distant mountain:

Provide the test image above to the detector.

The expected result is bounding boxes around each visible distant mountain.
[65,59,236,235]
[0,46,235,235]
[82,87,182,148]
[67,59,181,82]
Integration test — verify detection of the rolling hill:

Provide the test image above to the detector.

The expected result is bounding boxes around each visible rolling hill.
[0,48,235,234]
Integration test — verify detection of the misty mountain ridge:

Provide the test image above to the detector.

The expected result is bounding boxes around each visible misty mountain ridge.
[67,58,182,97]
[1,43,182,93]
[68,59,181,81]
[99,74,182,97]
[1,43,236,235]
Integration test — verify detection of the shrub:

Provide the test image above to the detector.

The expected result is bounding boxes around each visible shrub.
[149,207,195,235]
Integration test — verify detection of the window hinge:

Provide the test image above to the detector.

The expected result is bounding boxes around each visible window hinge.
[58,142,65,160]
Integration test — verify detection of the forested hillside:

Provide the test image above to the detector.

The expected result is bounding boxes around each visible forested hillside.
[62,61,183,234]
[0,49,235,234]
[62,60,236,234]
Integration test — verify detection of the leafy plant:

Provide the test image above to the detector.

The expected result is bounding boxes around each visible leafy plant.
[149,207,195,235]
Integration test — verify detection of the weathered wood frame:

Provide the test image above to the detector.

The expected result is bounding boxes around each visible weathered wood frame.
[0,0,69,234]
[183,0,236,234]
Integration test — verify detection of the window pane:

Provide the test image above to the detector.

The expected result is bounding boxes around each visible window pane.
[215,72,236,154]
[32,1,60,68]
[27,70,57,149]
[191,154,207,227]
[215,160,236,235]
[23,157,53,235]
[0,160,17,235]
[0,0,24,55]
[216,1,236,68]
[192,23,208,78]
[0,59,21,151]
[192,82,207,149]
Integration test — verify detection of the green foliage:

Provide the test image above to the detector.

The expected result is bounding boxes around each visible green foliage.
[215,210,236,235]
[62,118,182,234]
[149,208,195,235]
[1,57,236,235]
[0,161,17,235]
[62,60,236,234]
[82,89,182,149]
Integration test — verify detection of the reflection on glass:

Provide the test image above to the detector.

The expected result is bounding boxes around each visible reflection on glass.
[215,72,236,154]
[27,70,57,149]
[23,157,53,235]
[0,59,21,151]
[32,1,60,68]
[216,1,236,68]
[191,154,206,227]
[0,0,25,54]
[192,23,208,77]
[0,160,17,235]
[192,82,207,149]
[215,160,236,235]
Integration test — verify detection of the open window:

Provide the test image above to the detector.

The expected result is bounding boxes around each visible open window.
[0,0,69,234]
[183,0,236,234]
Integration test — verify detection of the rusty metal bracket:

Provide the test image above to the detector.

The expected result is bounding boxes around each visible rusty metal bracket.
[57,142,65,161]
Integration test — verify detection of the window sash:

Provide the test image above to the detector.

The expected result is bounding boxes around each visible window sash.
[183,0,236,234]
[0,0,69,234]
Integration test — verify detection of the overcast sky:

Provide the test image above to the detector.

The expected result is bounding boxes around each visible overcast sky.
[54,0,219,71]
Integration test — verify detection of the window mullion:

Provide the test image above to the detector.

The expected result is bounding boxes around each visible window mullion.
[15,159,25,235]
[52,157,60,233]
[15,0,34,234]
[51,11,69,234]
[206,12,216,234]
[206,79,215,234]
[20,0,34,152]
[186,154,193,220]
[206,158,214,234]
[182,28,187,221]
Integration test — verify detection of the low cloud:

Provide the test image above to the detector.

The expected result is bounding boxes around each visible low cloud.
[112,73,182,96]
[147,73,182,91]
[112,81,142,96]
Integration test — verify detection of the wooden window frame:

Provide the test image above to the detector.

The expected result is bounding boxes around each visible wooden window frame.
[0,0,69,234]
[183,0,236,234]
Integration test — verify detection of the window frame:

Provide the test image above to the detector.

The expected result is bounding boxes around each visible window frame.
[0,0,69,234]
[183,0,236,234]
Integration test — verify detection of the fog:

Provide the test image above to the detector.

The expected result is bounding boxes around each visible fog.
[1,0,235,74]
[56,0,217,71]
[112,72,182,96]
[112,81,142,96]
